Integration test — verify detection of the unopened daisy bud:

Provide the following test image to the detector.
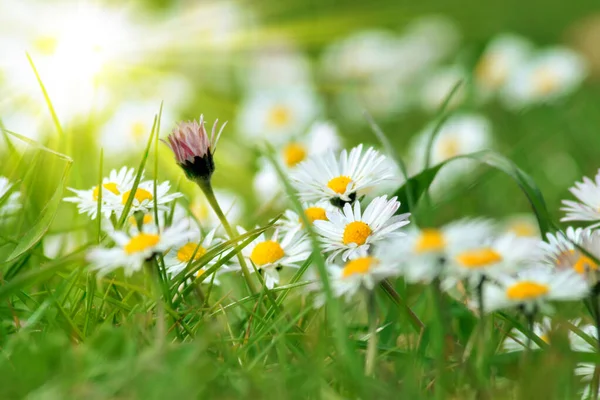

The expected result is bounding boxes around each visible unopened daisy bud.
[162,115,226,183]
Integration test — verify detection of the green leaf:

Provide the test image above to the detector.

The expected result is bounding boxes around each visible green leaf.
[392,150,554,235]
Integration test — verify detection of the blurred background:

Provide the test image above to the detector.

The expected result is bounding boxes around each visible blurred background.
[1,0,600,241]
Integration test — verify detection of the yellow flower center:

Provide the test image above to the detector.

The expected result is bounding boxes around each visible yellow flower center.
[456,248,503,269]
[415,229,446,253]
[302,207,328,225]
[176,242,207,263]
[250,240,285,266]
[341,257,379,278]
[573,255,598,275]
[343,221,372,246]
[92,182,120,201]
[533,68,559,95]
[130,121,147,139]
[509,222,536,237]
[506,281,549,301]
[124,233,160,254]
[327,176,353,195]
[540,333,550,344]
[268,105,292,128]
[196,268,206,277]
[33,35,59,55]
[121,188,153,205]
[475,54,507,88]
[191,199,210,221]
[439,136,460,159]
[128,214,153,226]
[283,143,307,167]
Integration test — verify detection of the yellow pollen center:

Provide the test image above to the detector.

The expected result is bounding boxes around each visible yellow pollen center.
[540,334,550,344]
[475,54,507,88]
[124,233,160,254]
[343,221,372,246]
[92,182,120,201]
[128,214,153,226]
[342,257,379,278]
[509,222,536,237]
[122,188,153,205]
[176,242,207,263]
[33,35,59,55]
[250,241,285,266]
[415,229,446,253]
[573,255,598,274]
[268,105,292,128]
[439,136,460,159]
[456,248,503,269]
[130,121,147,138]
[327,176,353,195]
[302,207,328,225]
[533,68,559,95]
[506,281,549,301]
[283,143,307,167]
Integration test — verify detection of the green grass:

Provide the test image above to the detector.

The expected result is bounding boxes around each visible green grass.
[2,0,600,398]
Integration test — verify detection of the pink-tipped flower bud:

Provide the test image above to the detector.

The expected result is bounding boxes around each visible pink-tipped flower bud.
[162,115,226,182]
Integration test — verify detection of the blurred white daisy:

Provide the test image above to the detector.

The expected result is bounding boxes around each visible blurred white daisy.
[43,231,88,259]
[87,220,192,276]
[190,189,242,229]
[63,167,137,219]
[561,170,600,227]
[237,88,321,145]
[503,214,540,238]
[502,317,552,352]
[328,249,402,303]
[237,227,312,289]
[447,233,540,284]
[314,196,410,262]
[0,176,21,219]
[99,101,175,155]
[540,227,600,286]
[482,267,588,314]
[502,47,587,108]
[292,144,395,205]
[401,15,461,66]
[382,219,495,284]
[418,66,468,113]
[475,33,534,96]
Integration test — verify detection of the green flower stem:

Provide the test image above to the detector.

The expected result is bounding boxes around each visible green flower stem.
[144,258,166,348]
[196,179,257,294]
[365,290,378,376]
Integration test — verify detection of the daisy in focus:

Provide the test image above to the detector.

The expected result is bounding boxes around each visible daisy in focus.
[540,227,600,286]
[561,169,600,227]
[278,201,336,236]
[114,180,182,219]
[63,167,137,219]
[314,196,410,262]
[237,227,312,289]
[502,47,587,108]
[164,228,219,277]
[87,220,192,276]
[482,267,588,314]
[382,219,495,284]
[292,144,395,206]
[0,176,21,219]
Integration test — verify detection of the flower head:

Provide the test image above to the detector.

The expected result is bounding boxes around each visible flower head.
[561,170,600,227]
[87,220,193,276]
[482,267,588,314]
[292,145,395,206]
[163,115,225,182]
[314,195,410,262]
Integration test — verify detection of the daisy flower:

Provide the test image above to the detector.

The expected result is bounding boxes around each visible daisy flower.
[475,33,533,96]
[0,176,21,219]
[237,87,322,145]
[100,101,175,155]
[418,66,468,113]
[237,227,312,289]
[63,167,137,220]
[190,189,242,229]
[561,170,600,227]
[292,144,395,205]
[447,232,540,284]
[328,247,403,303]
[314,196,410,262]
[502,47,587,108]
[482,267,588,314]
[87,220,192,276]
[113,180,182,219]
[540,227,600,286]
[382,219,495,284]
[164,228,219,277]
[503,214,540,238]
[278,202,336,235]
[502,317,552,352]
